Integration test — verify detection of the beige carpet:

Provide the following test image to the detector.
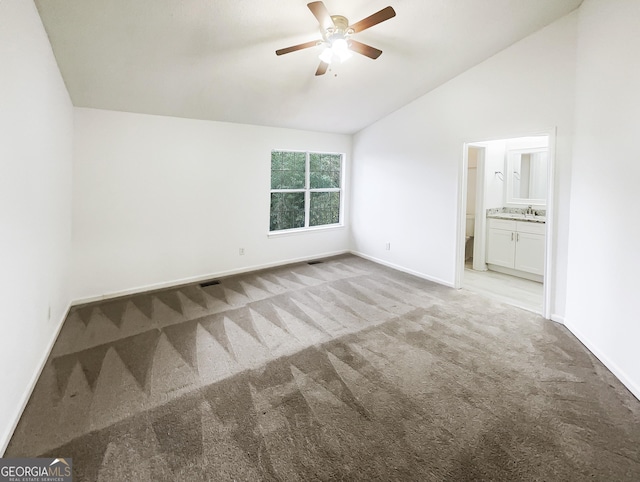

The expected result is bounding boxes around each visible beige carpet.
[6,255,640,480]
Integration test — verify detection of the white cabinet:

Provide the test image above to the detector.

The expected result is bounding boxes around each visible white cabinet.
[487,226,515,267]
[514,231,545,275]
[486,218,545,279]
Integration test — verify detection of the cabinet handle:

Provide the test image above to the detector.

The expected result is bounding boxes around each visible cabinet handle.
[517,233,520,242]
[511,232,514,241]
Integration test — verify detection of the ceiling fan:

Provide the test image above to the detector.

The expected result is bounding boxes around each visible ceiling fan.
[276,2,396,76]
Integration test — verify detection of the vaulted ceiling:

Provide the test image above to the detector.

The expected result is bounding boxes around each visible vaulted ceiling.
[35,0,583,134]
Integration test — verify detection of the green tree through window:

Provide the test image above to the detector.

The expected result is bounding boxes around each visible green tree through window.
[270,150,343,232]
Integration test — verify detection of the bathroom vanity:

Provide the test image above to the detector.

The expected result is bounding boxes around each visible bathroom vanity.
[486,214,545,282]
[481,143,549,283]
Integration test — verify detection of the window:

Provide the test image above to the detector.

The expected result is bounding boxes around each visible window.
[270,150,343,232]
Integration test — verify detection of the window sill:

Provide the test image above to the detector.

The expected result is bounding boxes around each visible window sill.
[267,224,345,238]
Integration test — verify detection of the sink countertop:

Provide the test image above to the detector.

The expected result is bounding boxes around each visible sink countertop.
[487,212,546,223]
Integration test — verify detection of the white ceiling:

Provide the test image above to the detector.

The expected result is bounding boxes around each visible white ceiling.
[35,0,583,134]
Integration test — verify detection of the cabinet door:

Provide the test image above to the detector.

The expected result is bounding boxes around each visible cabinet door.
[514,232,545,275]
[486,229,515,268]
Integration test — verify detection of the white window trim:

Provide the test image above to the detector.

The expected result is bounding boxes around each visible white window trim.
[268,150,345,234]
[267,223,346,238]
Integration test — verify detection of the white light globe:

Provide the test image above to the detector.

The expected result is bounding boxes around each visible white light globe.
[332,38,352,62]
[319,47,333,64]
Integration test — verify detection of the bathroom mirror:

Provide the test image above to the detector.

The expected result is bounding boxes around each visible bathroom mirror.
[505,148,548,206]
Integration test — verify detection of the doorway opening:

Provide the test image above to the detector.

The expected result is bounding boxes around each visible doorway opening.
[456,132,555,317]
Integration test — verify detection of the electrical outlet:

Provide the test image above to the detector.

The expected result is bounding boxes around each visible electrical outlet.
[385,242,391,251]
[239,248,245,256]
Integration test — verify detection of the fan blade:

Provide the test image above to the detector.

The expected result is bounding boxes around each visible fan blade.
[315,61,329,76]
[349,6,396,33]
[349,40,383,59]
[308,2,334,31]
[276,40,320,56]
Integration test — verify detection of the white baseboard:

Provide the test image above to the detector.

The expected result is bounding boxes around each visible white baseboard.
[564,319,640,402]
[550,314,565,324]
[0,301,72,457]
[71,250,351,306]
[350,251,455,288]
[486,264,544,283]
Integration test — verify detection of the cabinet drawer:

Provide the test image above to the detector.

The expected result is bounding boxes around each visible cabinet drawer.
[487,218,516,231]
[516,221,546,235]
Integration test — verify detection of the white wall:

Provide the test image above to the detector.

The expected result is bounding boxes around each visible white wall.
[351,11,577,315]
[483,140,508,210]
[72,108,351,301]
[565,0,640,398]
[0,1,74,454]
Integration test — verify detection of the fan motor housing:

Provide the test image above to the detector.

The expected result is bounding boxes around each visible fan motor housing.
[325,15,353,44]
[330,15,349,31]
